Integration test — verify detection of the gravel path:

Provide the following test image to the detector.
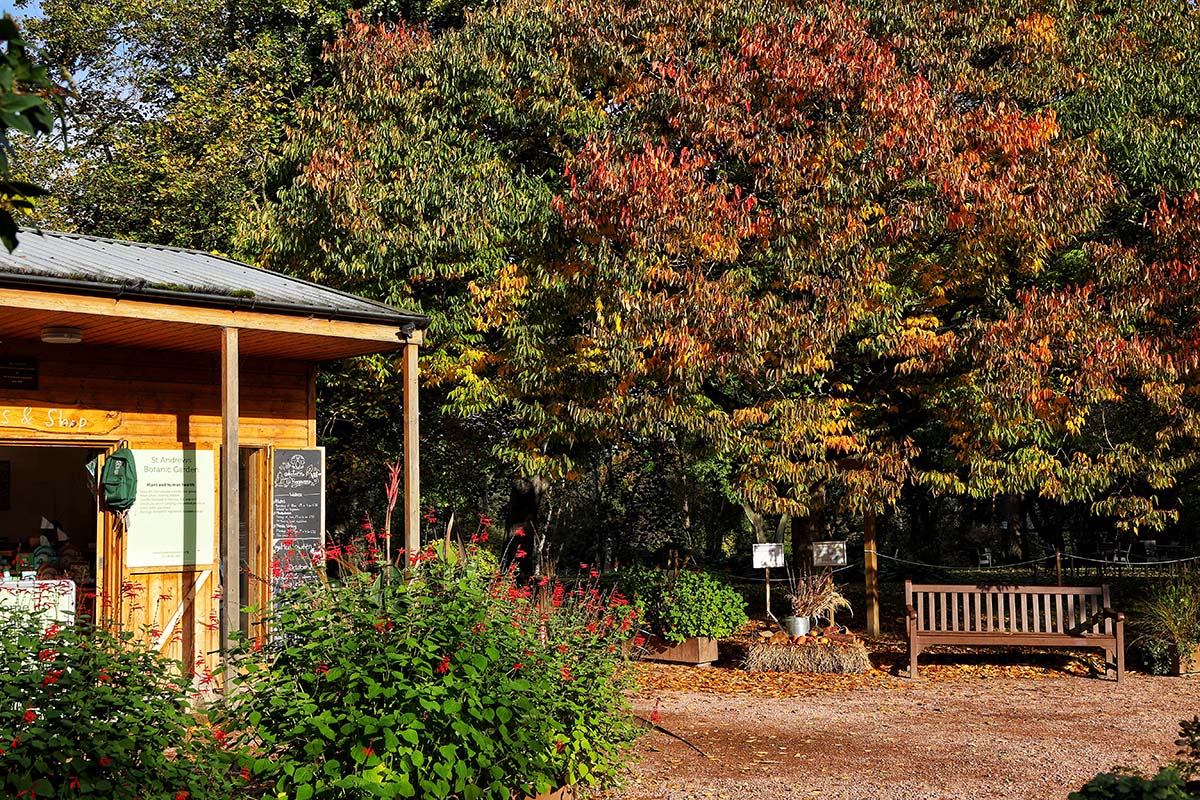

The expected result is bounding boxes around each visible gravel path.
[608,673,1200,800]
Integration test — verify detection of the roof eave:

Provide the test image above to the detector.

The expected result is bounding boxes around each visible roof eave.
[0,271,431,333]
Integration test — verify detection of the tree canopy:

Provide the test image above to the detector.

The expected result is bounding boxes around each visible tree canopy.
[17,0,1200,560]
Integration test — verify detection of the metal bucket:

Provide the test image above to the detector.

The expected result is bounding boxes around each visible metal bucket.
[781,615,811,637]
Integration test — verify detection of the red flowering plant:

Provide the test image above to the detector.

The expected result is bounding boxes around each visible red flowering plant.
[219,542,640,799]
[0,613,236,800]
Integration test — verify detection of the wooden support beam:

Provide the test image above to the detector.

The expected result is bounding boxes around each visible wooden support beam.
[220,327,240,658]
[864,509,880,639]
[402,340,421,559]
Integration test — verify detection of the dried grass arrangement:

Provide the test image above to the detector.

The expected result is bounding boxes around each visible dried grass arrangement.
[783,569,852,620]
[744,638,872,674]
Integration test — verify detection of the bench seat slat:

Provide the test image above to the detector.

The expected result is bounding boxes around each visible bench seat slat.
[912,632,1116,648]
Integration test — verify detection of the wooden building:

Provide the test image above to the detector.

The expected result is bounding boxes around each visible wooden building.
[0,229,427,673]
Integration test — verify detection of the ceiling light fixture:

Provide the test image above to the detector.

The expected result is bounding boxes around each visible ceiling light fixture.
[41,326,83,344]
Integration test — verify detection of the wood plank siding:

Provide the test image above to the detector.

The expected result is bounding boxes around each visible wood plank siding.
[0,340,314,677]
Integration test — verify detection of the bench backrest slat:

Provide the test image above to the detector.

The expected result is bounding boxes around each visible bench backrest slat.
[906,581,1109,635]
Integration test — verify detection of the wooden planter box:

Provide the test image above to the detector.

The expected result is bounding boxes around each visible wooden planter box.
[1173,644,1200,676]
[640,635,718,666]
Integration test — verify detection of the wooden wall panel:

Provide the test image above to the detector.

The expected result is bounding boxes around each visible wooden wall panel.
[0,342,314,448]
[0,340,319,678]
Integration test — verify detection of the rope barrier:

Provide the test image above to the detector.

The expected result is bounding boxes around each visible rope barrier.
[864,549,1055,571]
[860,548,1200,570]
[692,550,1199,584]
[709,562,865,584]
[1064,553,1200,566]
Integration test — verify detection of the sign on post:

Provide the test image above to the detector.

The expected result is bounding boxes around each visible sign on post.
[752,542,785,569]
[811,540,848,568]
[752,543,785,618]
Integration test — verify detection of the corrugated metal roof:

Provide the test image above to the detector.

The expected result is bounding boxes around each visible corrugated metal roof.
[0,229,428,328]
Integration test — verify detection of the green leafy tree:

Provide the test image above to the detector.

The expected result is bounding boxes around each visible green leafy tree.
[0,13,64,251]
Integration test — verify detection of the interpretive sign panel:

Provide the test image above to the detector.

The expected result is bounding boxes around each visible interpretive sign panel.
[811,540,848,567]
[126,449,216,568]
[752,542,785,569]
[271,448,324,591]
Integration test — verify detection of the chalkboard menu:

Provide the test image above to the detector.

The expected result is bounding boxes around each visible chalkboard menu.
[271,448,324,593]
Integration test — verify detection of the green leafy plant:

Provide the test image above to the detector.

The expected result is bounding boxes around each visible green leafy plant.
[1133,574,1200,674]
[221,549,640,799]
[0,14,65,251]
[1068,767,1193,800]
[617,567,748,644]
[1070,716,1200,798]
[0,614,232,800]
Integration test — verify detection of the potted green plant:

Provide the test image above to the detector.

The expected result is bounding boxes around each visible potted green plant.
[617,566,748,665]
[1134,573,1200,676]
[782,570,852,637]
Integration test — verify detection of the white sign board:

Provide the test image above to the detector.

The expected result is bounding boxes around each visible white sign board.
[811,540,848,567]
[752,542,785,569]
[126,449,216,568]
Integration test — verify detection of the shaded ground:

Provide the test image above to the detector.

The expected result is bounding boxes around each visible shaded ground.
[599,626,1200,800]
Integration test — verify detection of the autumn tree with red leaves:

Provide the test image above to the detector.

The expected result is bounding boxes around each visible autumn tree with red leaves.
[248,0,1158,559]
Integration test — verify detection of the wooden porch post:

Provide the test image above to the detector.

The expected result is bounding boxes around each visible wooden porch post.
[220,327,240,657]
[402,340,420,559]
[864,509,880,639]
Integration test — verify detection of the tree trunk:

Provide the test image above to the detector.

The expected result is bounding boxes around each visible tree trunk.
[505,475,546,578]
[790,491,824,573]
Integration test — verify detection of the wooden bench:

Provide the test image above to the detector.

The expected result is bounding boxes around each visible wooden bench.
[905,581,1124,682]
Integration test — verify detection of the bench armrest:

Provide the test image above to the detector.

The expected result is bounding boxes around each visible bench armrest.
[1068,607,1125,636]
[906,604,917,619]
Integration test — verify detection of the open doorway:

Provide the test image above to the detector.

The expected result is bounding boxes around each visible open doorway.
[0,444,103,618]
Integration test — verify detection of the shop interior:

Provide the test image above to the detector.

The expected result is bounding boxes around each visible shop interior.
[0,445,101,615]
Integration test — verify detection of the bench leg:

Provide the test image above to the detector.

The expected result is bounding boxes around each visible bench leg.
[909,644,920,679]
[1115,623,1125,683]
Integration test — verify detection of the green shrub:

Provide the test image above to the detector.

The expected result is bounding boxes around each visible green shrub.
[221,552,640,799]
[617,567,748,643]
[1070,717,1200,799]
[1068,767,1193,799]
[1138,638,1174,676]
[0,615,231,800]
[1131,574,1200,675]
